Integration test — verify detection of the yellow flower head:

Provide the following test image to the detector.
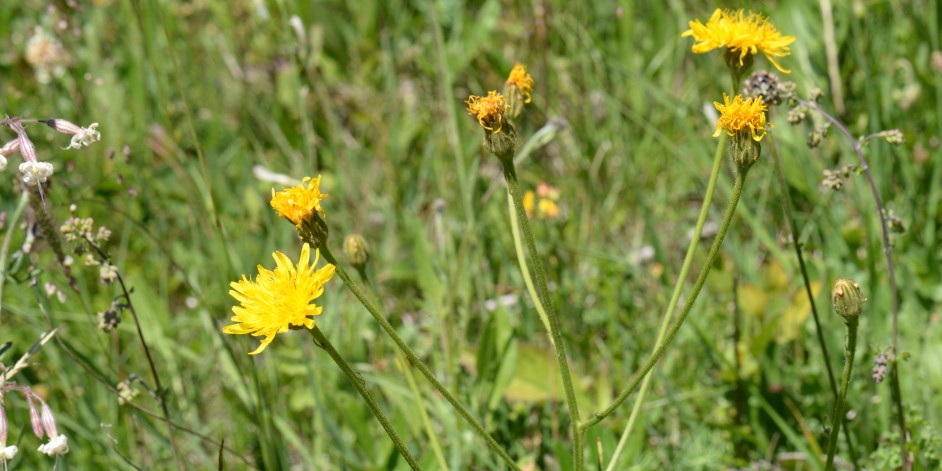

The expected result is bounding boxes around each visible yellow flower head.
[713,93,770,141]
[224,243,336,355]
[506,63,534,104]
[682,9,796,73]
[466,91,507,133]
[270,176,328,227]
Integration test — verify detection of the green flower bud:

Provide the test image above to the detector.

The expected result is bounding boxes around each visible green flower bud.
[298,212,329,250]
[343,234,371,268]
[832,279,865,321]
[484,122,517,162]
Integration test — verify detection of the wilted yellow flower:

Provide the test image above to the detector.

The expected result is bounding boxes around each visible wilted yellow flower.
[270,176,328,227]
[224,243,336,355]
[506,63,534,104]
[466,91,507,133]
[682,9,796,73]
[713,93,769,141]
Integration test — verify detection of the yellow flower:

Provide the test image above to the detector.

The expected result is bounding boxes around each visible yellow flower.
[713,93,770,141]
[682,9,796,73]
[270,176,328,227]
[506,63,533,104]
[466,91,507,133]
[224,243,336,355]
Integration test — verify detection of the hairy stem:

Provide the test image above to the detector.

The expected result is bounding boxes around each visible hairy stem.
[825,318,858,470]
[316,245,521,471]
[309,327,420,470]
[502,160,583,470]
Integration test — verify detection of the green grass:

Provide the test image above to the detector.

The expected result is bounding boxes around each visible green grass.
[1,0,940,469]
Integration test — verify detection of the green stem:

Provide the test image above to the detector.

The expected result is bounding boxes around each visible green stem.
[767,135,859,467]
[309,327,420,470]
[316,245,521,471]
[580,170,749,431]
[507,192,554,345]
[400,355,450,470]
[354,264,449,471]
[825,318,858,470]
[501,160,583,470]
[605,133,727,470]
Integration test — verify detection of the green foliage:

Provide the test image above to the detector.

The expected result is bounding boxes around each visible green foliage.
[0,0,940,469]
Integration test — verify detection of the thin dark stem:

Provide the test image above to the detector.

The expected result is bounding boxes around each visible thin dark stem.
[309,327,420,470]
[798,99,906,460]
[767,135,858,466]
[316,245,522,471]
[84,238,181,469]
[580,171,748,430]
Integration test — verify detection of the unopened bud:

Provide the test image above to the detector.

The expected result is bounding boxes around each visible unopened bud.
[484,122,517,162]
[343,234,370,267]
[832,279,865,321]
[298,212,329,250]
[728,132,761,173]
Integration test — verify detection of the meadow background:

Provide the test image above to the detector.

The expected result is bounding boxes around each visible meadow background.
[0,0,940,469]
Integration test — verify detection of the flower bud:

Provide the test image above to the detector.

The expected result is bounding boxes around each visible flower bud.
[484,122,517,162]
[298,212,329,250]
[832,278,865,321]
[343,234,370,267]
[728,131,761,173]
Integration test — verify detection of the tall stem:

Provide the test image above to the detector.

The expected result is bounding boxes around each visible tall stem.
[798,98,906,460]
[767,135,858,466]
[507,191,554,345]
[580,171,748,430]
[825,318,858,470]
[501,160,583,470]
[605,134,726,469]
[316,245,521,471]
[309,327,420,470]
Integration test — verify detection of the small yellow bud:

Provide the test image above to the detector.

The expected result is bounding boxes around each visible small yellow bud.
[343,234,371,267]
[832,279,865,321]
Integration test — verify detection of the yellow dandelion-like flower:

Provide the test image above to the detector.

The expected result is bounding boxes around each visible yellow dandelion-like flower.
[270,175,328,227]
[506,63,534,104]
[713,93,770,141]
[466,91,507,133]
[682,9,796,73]
[224,243,336,355]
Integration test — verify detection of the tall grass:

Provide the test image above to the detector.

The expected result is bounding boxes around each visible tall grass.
[0,0,939,468]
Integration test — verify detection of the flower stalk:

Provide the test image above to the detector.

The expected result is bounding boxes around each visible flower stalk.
[308,326,420,470]
[315,244,522,471]
[501,157,584,469]
[825,279,864,470]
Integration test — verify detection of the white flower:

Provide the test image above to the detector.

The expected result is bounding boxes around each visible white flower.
[0,155,6,172]
[65,123,100,150]
[19,161,54,186]
[37,434,68,457]
[0,445,17,461]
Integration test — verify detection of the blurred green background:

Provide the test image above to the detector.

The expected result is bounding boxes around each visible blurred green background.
[0,0,940,469]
